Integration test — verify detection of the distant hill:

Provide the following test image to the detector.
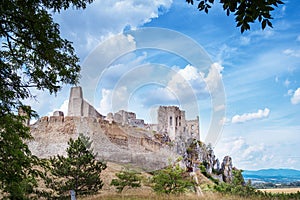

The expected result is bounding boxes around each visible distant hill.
[243,169,300,183]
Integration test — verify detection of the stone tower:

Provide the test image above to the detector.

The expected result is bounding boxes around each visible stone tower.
[67,86,103,118]
[157,106,200,141]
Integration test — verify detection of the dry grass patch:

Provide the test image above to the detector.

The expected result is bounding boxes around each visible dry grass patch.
[80,190,260,200]
[259,188,300,194]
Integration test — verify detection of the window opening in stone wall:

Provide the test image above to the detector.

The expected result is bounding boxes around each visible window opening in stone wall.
[170,116,172,126]
[179,116,181,126]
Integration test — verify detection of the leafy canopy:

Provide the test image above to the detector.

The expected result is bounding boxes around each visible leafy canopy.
[1,0,94,114]
[0,113,37,199]
[48,134,107,199]
[186,0,284,33]
[0,0,93,198]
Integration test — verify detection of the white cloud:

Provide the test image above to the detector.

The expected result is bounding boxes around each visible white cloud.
[55,0,173,56]
[204,62,224,92]
[291,88,300,105]
[231,108,270,123]
[167,64,206,97]
[177,64,200,81]
[98,89,112,114]
[98,86,129,115]
[283,49,300,57]
[240,36,250,45]
[47,99,69,116]
[214,137,267,169]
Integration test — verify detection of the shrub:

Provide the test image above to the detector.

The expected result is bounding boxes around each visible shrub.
[151,164,194,194]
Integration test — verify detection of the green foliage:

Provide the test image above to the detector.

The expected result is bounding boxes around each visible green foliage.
[212,168,300,199]
[214,168,255,197]
[0,113,43,199]
[0,0,93,198]
[232,169,245,186]
[199,163,207,176]
[186,0,284,33]
[111,168,142,193]
[1,0,93,113]
[48,134,106,199]
[151,164,194,194]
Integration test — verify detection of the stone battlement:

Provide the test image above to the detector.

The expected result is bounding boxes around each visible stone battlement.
[35,115,104,124]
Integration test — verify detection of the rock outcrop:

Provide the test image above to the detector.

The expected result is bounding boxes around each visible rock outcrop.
[220,156,233,183]
[184,140,233,183]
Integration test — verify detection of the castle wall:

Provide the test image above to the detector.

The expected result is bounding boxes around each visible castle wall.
[186,117,200,140]
[67,86,103,118]
[111,110,145,127]
[157,106,200,142]
[27,86,193,171]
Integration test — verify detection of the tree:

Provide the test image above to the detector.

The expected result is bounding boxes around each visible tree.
[48,134,106,199]
[186,0,284,33]
[0,0,93,198]
[111,168,142,193]
[0,112,37,199]
[151,164,194,194]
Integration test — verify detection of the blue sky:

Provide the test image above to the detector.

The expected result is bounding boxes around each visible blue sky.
[26,1,300,170]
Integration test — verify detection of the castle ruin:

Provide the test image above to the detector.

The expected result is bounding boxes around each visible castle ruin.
[156,106,200,142]
[68,86,103,118]
[28,87,201,169]
[28,86,232,181]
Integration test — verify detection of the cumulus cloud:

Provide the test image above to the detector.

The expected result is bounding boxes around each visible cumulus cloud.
[47,99,69,116]
[98,86,129,115]
[98,89,112,114]
[167,64,206,97]
[231,108,270,123]
[214,137,267,169]
[55,0,173,56]
[204,62,224,92]
[96,62,223,118]
[291,88,300,105]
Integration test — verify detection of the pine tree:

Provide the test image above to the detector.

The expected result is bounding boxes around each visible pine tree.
[110,168,142,193]
[48,134,106,199]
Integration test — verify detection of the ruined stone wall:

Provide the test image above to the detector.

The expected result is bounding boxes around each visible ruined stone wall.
[141,137,165,152]
[110,110,145,128]
[67,86,103,118]
[186,117,200,141]
[28,115,178,171]
[157,106,185,140]
[157,106,199,142]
